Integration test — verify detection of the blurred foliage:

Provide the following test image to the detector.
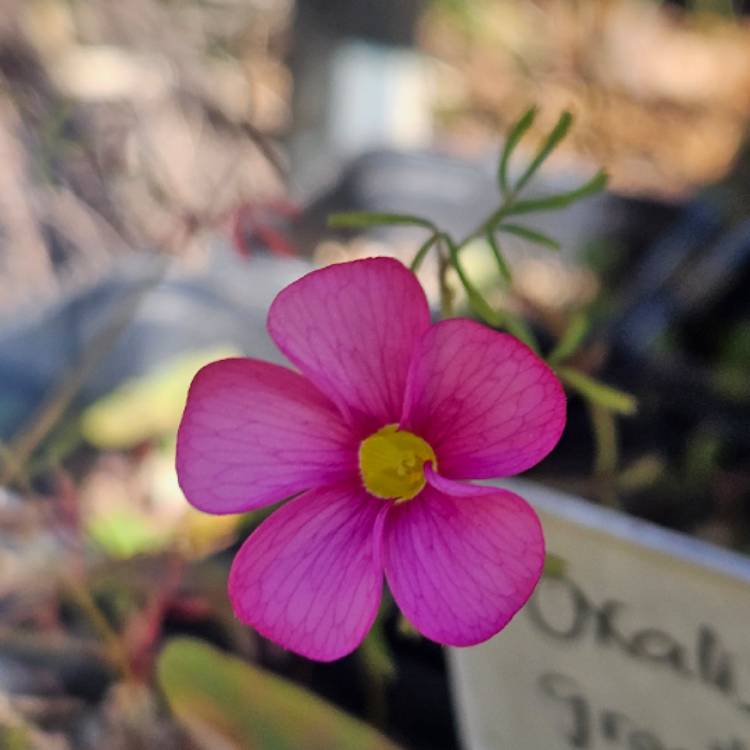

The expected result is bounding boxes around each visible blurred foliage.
[714,319,750,402]
[422,0,750,198]
[157,638,402,750]
[82,440,241,560]
[75,348,247,562]
[87,506,173,560]
[81,348,238,450]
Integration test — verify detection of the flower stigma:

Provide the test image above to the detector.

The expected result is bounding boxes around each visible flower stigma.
[358,423,436,502]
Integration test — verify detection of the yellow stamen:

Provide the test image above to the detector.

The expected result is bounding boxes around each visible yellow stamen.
[359,424,436,502]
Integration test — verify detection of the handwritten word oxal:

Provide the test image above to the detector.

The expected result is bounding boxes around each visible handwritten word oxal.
[447,483,750,750]
[530,576,750,750]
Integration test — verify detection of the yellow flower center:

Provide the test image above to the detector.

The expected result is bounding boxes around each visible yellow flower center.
[359,424,436,502]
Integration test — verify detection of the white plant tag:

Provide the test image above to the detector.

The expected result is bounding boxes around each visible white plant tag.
[449,480,750,750]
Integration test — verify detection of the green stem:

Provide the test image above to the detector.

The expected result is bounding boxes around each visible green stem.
[437,244,455,318]
[587,402,620,509]
[455,193,518,251]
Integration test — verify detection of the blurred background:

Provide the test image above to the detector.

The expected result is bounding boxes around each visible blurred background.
[1,0,750,748]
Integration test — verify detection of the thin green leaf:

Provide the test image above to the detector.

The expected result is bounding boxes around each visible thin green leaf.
[498,106,537,194]
[505,170,608,216]
[496,223,560,251]
[500,312,539,353]
[548,311,591,365]
[557,367,638,416]
[617,454,666,493]
[157,638,401,750]
[327,211,436,230]
[409,232,438,272]
[446,239,500,325]
[485,231,512,283]
[513,110,573,194]
[446,239,539,351]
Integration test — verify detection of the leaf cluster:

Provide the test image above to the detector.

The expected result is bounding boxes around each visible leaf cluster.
[327,108,636,483]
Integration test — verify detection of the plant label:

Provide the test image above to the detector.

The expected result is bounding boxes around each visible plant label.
[449,480,750,750]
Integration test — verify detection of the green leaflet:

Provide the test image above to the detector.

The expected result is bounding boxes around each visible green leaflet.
[495,223,560,251]
[157,638,401,750]
[498,106,537,194]
[506,170,608,216]
[410,232,439,272]
[557,367,638,416]
[485,231,513,283]
[447,239,539,352]
[327,212,436,231]
[513,110,573,195]
[548,312,591,365]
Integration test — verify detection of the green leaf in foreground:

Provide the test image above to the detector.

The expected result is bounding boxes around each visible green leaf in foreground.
[498,106,537,195]
[157,638,401,750]
[495,223,560,251]
[327,212,436,231]
[513,110,573,195]
[547,311,591,365]
[557,366,638,416]
[80,347,238,449]
[505,170,608,216]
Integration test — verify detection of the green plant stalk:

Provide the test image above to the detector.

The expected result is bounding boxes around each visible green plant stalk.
[548,312,591,365]
[485,230,513,283]
[445,236,538,351]
[557,367,638,416]
[410,232,439,272]
[587,402,620,508]
[437,244,456,318]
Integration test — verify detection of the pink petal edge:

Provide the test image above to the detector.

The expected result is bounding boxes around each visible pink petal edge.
[228,482,388,661]
[268,257,431,433]
[424,463,497,497]
[401,318,566,479]
[383,481,545,647]
[176,358,357,514]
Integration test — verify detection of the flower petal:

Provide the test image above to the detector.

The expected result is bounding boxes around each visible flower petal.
[268,258,430,430]
[228,484,387,661]
[401,319,566,479]
[383,483,544,646]
[423,464,496,497]
[177,358,357,514]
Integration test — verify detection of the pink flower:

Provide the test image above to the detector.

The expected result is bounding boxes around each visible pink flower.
[176,257,565,661]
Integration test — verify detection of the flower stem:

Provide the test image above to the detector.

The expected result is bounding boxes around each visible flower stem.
[437,243,455,318]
